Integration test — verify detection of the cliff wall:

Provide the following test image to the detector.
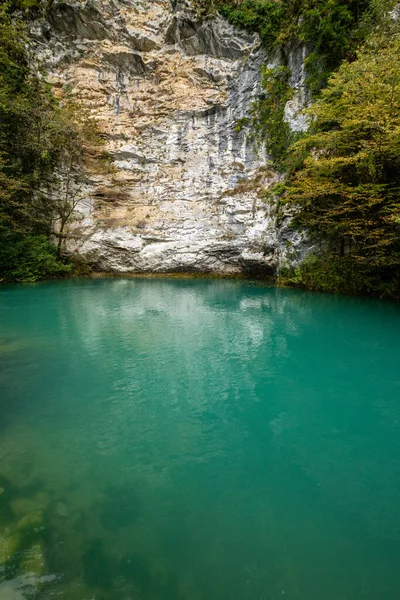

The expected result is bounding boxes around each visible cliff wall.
[34,0,308,274]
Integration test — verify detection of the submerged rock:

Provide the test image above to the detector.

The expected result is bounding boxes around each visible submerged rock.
[11,492,50,518]
[55,502,68,517]
[21,542,46,579]
[0,552,55,599]
[0,575,35,600]
[0,532,20,565]
[16,509,43,533]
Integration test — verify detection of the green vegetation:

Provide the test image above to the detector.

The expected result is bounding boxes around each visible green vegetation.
[2,0,399,296]
[278,252,399,297]
[205,0,374,93]
[209,0,381,171]
[218,0,284,50]
[280,31,400,297]
[208,0,400,297]
[298,0,372,94]
[238,65,296,171]
[0,1,102,283]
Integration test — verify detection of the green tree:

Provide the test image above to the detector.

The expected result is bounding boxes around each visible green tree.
[283,33,400,296]
[0,2,105,281]
[299,0,371,93]
[46,100,108,257]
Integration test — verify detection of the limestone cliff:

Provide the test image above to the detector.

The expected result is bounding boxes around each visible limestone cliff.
[34,0,308,274]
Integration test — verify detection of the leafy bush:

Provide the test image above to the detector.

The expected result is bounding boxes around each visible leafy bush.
[300,0,371,93]
[218,0,284,49]
[0,233,72,283]
[279,253,400,297]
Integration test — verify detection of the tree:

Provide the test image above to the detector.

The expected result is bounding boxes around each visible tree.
[283,32,400,295]
[0,3,107,281]
[43,100,107,257]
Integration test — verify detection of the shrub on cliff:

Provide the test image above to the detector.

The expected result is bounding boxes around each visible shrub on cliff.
[211,0,373,93]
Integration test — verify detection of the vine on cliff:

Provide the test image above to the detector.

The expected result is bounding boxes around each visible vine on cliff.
[237,65,297,171]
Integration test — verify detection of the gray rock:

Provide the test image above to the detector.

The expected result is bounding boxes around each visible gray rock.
[34,0,311,275]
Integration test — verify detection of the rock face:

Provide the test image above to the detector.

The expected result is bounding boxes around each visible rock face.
[35,0,309,274]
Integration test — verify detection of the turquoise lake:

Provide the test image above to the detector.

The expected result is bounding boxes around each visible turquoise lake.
[1,278,400,600]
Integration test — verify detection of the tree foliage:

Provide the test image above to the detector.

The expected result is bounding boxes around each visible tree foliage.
[0,2,104,282]
[208,0,375,93]
[299,0,371,93]
[218,0,284,49]
[283,34,400,297]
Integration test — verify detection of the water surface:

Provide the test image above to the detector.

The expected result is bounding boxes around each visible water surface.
[1,278,400,599]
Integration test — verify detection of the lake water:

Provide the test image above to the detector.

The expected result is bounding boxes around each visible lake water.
[1,278,400,600]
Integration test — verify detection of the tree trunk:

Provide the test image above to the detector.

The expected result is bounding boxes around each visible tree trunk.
[57,222,65,258]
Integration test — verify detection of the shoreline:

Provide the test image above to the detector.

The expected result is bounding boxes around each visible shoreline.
[1,271,399,302]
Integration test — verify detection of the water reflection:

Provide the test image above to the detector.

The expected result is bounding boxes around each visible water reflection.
[0,278,400,599]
